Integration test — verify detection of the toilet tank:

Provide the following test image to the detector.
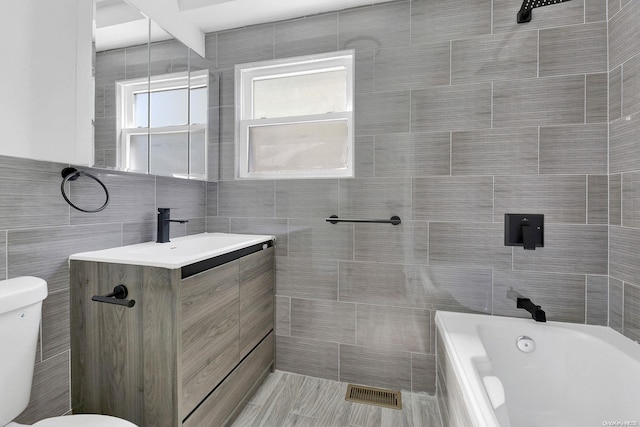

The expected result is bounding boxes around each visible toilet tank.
[0,277,48,425]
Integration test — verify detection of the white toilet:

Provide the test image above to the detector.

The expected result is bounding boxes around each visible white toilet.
[0,276,137,427]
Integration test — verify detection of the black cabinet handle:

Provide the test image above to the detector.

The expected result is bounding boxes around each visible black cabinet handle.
[92,285,135,308]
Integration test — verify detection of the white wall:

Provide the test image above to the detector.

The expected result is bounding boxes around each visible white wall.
[0,0,93,166]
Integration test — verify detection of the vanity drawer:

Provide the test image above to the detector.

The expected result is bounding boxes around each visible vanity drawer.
[182,332,274,427]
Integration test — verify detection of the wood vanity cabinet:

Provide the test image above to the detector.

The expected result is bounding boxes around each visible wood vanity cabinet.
[70,244,274,427]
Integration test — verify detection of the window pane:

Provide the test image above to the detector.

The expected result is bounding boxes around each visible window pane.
[149,89,189,127]
[149,132,188,177]
[248,121,348,173]
[133,93,149,128]
[253,69,347,119]
[189,128,206,175]
[190,87,207,125]
[129,134,149,173]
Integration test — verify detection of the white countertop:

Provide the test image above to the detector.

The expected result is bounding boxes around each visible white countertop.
[69,232,274,269]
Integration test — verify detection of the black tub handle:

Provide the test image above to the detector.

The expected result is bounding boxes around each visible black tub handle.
[92,285,135,308]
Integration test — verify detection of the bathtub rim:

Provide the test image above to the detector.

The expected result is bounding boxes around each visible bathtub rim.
[436,311,499,427]
[435,310,640,427]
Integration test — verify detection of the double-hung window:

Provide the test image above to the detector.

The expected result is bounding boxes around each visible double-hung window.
[117,70,208,179]
[235,50,354,179]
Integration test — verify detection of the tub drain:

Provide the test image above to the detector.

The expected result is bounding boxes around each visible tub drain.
[516,335,535,353]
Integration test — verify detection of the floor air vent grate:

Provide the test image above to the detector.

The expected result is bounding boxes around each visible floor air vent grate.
[345,384,402,410]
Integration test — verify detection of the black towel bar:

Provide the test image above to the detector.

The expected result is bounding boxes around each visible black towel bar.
[92,285,136,308]
[325,215,401,225]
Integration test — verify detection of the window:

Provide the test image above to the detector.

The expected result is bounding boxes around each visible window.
[117,70,208,179]
[235,50,354,179]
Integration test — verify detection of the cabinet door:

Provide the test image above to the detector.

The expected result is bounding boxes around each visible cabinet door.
[1,0,93,166]
[181,261,240,418]
[239,247,274,358]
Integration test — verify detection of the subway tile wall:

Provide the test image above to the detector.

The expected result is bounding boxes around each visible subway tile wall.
[0,158,209,423]
[206,0,611,394]
[610,0,640,344]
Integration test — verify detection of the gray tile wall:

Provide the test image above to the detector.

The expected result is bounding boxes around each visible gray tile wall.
[609,0,640,344]
[206,0,610,394]
[0,156,209,423]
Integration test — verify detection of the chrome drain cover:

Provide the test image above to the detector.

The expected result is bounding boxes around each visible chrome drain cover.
[516,335,535,353]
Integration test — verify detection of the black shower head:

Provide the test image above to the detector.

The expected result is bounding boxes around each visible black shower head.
[517,0,573,23]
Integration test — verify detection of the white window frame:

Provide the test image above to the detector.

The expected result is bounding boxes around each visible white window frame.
[116,70,208,179]
[235,50,354,180]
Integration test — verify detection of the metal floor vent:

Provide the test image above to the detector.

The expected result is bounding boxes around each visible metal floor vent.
[345,384,402,410]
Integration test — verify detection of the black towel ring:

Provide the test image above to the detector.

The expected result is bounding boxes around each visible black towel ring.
[60,167,110,213]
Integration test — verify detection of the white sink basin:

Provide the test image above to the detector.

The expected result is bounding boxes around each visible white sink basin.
[69,233,274,269]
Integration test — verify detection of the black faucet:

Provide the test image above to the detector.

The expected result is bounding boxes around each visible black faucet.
[156,208,188,243]
[516,298,546,322]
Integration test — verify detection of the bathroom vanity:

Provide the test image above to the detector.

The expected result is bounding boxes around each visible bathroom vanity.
[69,233,275,427]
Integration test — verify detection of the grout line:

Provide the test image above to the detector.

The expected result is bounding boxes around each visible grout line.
[490,0,494,35]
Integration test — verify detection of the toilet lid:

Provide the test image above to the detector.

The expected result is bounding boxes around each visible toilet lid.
[32,415,137,427]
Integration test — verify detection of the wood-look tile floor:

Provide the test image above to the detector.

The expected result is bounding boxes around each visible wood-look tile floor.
[231,371,443,427]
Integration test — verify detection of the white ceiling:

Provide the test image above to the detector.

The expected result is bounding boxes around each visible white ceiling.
[96,0,396,52]
[180,0,396,34]
[96,0,173,51]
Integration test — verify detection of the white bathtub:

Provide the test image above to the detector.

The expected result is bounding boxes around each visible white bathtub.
[435,311,640,427]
